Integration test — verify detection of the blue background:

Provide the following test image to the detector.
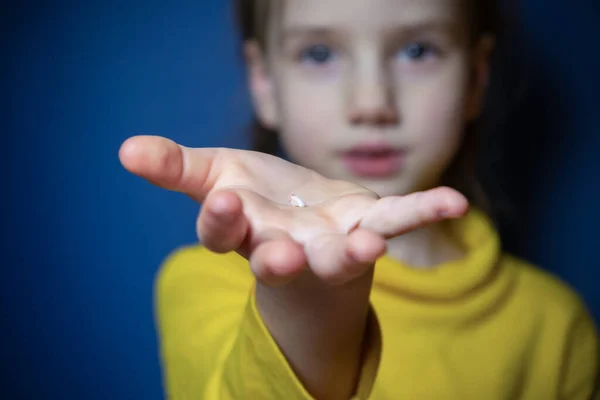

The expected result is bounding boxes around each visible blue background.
[4,1,599,399]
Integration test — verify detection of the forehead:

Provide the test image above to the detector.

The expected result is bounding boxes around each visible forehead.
[280,0,464,29]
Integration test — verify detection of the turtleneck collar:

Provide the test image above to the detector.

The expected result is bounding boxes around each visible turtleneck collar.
[373,208,511,302]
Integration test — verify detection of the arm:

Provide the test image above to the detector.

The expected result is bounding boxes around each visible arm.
[256,269,374,400]
[121,136,467,399]
[155,247,381,400]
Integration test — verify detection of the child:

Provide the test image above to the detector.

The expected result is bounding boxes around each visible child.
[119,0,599,398]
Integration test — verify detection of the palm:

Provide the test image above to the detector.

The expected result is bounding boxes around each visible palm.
[120,136,468,285]
[210,149,373,234]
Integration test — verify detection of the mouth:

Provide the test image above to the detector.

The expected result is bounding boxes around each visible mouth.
[341,143,406,178]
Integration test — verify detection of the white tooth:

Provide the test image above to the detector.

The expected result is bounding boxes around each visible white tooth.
[289,194,307,208]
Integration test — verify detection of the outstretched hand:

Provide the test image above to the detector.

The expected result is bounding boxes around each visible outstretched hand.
[119,135,468,286]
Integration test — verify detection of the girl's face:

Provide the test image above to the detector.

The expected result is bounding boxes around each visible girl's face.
[248,0,493,197]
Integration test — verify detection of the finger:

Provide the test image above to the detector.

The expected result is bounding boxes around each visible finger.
[249,233,307,286]
[305,229,386,286]
[196,190,249,253]
[359,186,469,238]
[347,229,388,263]
[119,135,218,201]
[119,135,309,204]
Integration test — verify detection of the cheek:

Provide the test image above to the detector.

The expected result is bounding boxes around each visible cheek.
[284,77,340,126]
[280,127,319,163]
[277,79,340,164]
[404,70,469,159]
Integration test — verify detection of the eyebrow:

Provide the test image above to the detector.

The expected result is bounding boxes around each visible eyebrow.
[387,21,461,37]
[281,27,341,42]
[281,20,462,41]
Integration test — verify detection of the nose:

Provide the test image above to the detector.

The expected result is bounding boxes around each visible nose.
[346,61,399,126]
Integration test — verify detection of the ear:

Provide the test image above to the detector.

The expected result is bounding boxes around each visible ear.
[244,40,279,129]
[465,35,495,121]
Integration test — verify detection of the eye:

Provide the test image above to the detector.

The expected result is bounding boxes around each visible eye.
[398,42,436,61]
[299,44,337,65]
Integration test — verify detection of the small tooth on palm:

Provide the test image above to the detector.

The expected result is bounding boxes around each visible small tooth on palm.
[289,194,307,208]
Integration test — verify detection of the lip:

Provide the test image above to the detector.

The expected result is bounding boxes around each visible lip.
[341,142,406,178]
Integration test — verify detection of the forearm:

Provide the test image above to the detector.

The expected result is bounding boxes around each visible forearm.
[255,267,374,400]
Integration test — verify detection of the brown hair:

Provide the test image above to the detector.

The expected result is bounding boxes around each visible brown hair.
[233,0,509,215]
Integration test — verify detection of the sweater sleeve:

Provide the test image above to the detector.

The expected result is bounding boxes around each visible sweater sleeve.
[559,303,599,400]
[155,246,382,400]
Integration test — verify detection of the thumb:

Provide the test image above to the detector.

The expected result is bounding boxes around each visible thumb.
[119,135,217,201]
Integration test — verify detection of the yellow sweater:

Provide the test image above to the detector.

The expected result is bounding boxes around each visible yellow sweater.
[155,209,599,399]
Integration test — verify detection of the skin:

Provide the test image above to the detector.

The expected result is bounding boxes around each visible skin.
[119,0,494,398]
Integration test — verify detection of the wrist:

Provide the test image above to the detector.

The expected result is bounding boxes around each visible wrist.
[256,265,374,321]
